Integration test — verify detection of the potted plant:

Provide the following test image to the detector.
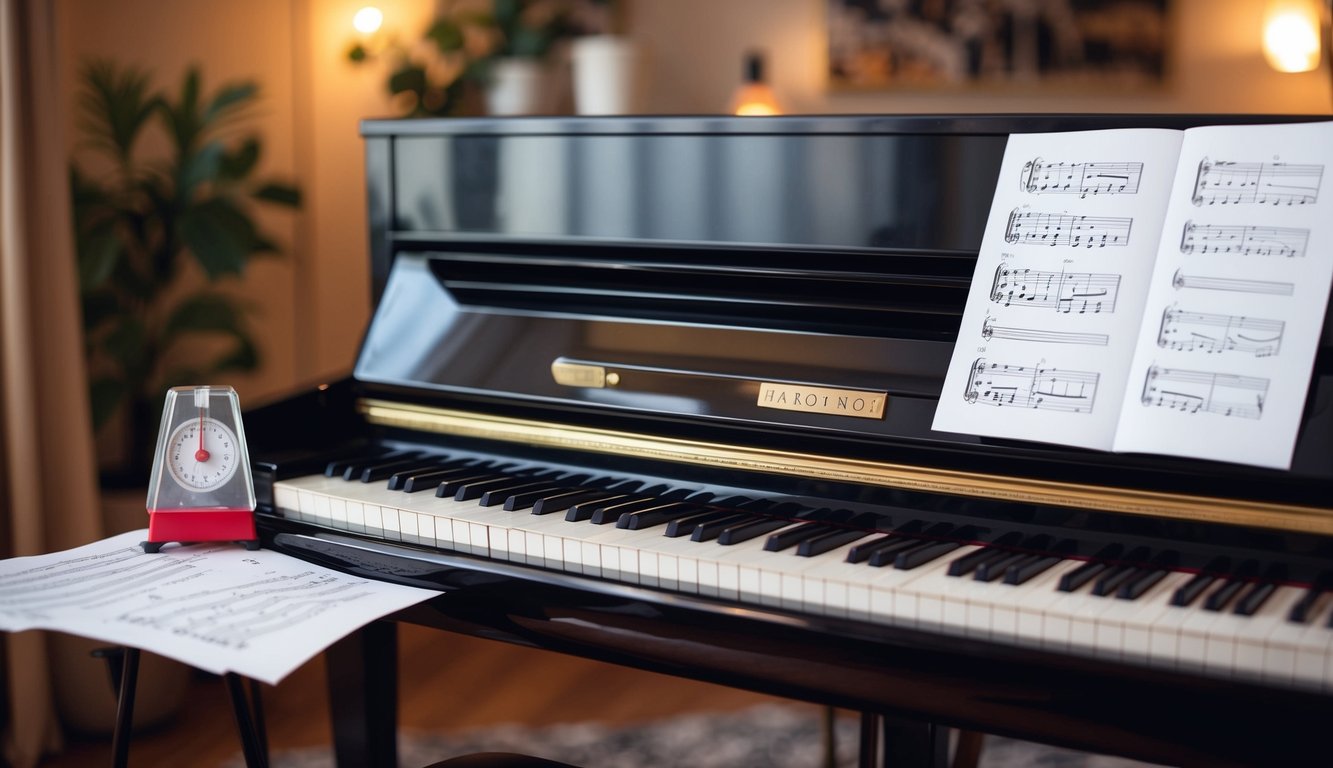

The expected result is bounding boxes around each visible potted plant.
[354,0,578,116]
[71,61,300,482]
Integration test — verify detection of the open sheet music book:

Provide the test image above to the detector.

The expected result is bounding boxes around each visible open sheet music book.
[932,121,1333,470]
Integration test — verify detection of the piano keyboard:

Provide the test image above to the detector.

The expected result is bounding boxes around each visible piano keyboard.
[268,448,1333,692]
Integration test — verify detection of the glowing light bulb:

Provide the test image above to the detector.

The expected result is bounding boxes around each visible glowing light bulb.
[1262,0,1322,73]
[353,6,383,35]
[729,52,782,116]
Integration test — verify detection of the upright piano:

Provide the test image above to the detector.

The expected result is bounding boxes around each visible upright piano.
[248,115,1333,767]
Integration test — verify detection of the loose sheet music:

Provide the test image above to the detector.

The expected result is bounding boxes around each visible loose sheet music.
[0,530,436,684]
[933,121,1333,469]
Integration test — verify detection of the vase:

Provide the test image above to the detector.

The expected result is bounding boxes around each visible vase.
[485,58,547,116]
[570,35,638,115]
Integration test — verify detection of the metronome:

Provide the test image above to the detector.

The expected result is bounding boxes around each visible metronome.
[142,386,259,553]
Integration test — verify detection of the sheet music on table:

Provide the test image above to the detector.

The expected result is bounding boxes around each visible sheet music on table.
[933,121,1333,470]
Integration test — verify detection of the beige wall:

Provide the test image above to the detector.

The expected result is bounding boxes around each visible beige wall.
[57,0,1333,409]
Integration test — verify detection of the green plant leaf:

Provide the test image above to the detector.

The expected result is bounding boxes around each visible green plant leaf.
[89,375,128,431]
[177,197,257,278]
[221,137,261,180]
[163,291,247,336]
[81,291,122,332]
[202,81,258,126]
[77,60,159,163]
[252,182,301,207]
[426,18,465,52]
[388,64,427,96]
[103,316,148,372]
[178,140,225,200]
[77,226,123,291]
[208,335,260,374]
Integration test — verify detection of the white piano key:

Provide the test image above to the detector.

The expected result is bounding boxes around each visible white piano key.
[271,474,1333,692]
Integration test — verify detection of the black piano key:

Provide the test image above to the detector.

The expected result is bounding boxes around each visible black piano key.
[1114,551,1178,600]
[1288,580,1328,624]
[536,484,632,516]
[435,470,509,498]
[352,454,431,482]
[592,490,690,525]
[796,527,872,557]
[846,521,925,564]
[618,502,707,530]
[395,464,473,493]
[1171,556,1231,607]
[1234,582,1278,617]
[764,519,841,553]
[1005,554,1062,585]
[565,492,642,522]
[895,540,962,570]
[479,481,564,507]
[324,448,402,478]
[1058,544,1124,592]
[947,532,1023,577]
[867,523,955,568]
[1204,561,1260,612]
[1092,547,1151,597]
[719,517,789,546]
[693,512,767,544]
[507,485,590,512]
[454,474,532,502]
[666,509,738,538]
[974,551,1026,582]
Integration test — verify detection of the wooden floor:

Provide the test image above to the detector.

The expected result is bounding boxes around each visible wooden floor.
[38,624,793,767]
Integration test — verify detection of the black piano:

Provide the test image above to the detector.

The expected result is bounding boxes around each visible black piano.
[248,115,1333,768]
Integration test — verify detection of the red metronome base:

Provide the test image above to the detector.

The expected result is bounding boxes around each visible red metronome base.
[144,508,259,552]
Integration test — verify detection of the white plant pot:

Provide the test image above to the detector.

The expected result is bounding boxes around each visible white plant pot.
[571,35,638,115]
[485,58,547,116]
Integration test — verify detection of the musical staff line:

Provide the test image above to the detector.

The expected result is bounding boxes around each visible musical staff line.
[1157,306,1284,357]
[1005,208,1133,248]
[990,265,1121,313]
[964,358,1099,413]
[1191,157,1324,207]
[1020,158,1144,197]
[1171,269,1294,296]
[1179,220,1309,258]
[982,316,1109,346]
[1141,365,1267,420]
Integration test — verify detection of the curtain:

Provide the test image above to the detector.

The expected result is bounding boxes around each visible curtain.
[0,0,104,765]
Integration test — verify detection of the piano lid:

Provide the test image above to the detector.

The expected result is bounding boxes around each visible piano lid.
[352,115,1333,532]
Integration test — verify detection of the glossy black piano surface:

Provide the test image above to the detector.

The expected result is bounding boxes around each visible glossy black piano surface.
[249,115,1333,767]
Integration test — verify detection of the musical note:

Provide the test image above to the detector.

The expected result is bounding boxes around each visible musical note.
[1004,209,1133,248]
[1191,157,1323,207]
[990,265,1121,313]
[981,316,1109,346]
[1179,220,1309,258]
[1171,269,1295,296]
[964,358,1099,413]
[1020,158,1143,197]
[1156,306,1284,357]
[1140,366,1267,420]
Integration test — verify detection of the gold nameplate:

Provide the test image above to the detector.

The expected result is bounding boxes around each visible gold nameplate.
[552,361,609,388]
[756,382,886,420]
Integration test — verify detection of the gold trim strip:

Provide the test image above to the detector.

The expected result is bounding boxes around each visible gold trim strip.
[359,398,1333,536]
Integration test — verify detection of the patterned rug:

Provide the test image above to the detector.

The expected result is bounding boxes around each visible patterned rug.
[227,704,1164,768]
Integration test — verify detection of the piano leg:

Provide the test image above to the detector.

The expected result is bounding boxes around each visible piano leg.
[327,620,398,768]
[859,712,948,768]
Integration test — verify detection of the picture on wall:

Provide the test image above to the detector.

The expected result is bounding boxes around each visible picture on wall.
[828,0,1170,90]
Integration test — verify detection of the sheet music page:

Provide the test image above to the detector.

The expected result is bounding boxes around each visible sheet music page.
[933,129,1184,449]
[1112,121,1333,469]
[0,530,437,684]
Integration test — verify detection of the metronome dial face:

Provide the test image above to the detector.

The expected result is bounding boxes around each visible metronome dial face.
[166,415,240,491]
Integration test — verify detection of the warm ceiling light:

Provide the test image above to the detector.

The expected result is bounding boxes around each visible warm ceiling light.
[1263,0,1322,73]
[352,6,384,35]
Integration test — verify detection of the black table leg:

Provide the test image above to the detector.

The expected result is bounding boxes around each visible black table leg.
[859,712,949,768]
[225,673,270,768]
[326,620,398,768]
